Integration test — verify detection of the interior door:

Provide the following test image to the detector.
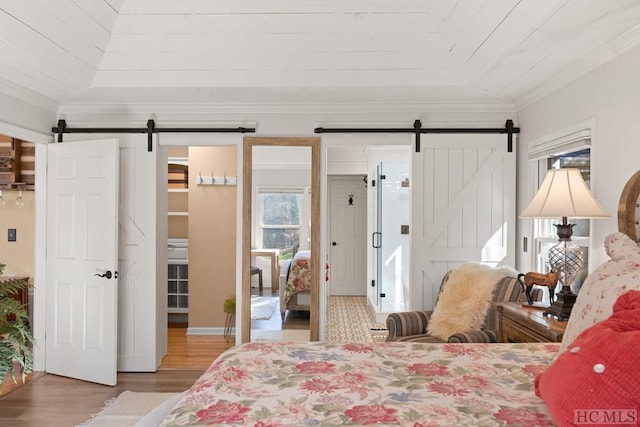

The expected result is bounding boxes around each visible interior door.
[412,134,516,311]
[373,162,410,312]
[374,164,382,308]
[117,135,161,372]
[329,177,366,296]
[45,139,119,386]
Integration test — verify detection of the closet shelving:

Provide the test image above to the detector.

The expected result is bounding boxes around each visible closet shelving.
[168,154,189,317]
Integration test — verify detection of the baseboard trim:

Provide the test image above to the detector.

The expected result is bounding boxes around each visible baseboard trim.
[186,327,230,336]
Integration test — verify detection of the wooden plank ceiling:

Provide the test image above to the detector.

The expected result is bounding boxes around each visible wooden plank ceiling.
[0,0,639,109]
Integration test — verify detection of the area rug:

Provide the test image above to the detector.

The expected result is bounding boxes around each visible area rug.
[252,328,310,341]
[251,296,278,320]
[326,296,388,342]
[79,391,180,427]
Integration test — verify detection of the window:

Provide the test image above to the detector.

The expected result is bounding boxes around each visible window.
[531,147,592,296]
[256,187,310,258]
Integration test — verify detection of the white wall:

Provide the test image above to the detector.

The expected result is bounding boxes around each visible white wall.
[253,168,310,187]
[517,44,640,272]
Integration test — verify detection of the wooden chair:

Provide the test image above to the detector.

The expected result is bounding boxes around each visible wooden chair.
[250,265,263,292]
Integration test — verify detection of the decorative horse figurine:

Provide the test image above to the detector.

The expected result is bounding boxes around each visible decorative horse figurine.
[517,271,559,305]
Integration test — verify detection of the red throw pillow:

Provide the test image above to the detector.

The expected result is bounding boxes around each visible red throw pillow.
[535,290,640,427]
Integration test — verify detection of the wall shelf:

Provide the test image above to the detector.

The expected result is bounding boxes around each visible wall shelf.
[167,154,188,240]
[0,136,34,188]
[168,262,188,314]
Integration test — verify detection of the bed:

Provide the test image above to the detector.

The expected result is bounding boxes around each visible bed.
[160,341,558,426]
[159,228,640,426]
[279,250,312,320]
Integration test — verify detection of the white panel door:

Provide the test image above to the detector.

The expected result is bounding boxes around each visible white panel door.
[411,134,516,311]
[329,177,367,296]
[117,135,160,371]
[46,139,119,386]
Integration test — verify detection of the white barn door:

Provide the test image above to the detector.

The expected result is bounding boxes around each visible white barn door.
[46,135,163,385]
[117,135,163,371]
[46,139,119,386]
[411,134,516,311]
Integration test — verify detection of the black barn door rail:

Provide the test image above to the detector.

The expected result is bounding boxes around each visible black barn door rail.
[314,119,519,152]
[52,119,256,152]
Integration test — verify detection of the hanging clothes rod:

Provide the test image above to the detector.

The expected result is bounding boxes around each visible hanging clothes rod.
[314,119,519,152]
[51,119,256,152]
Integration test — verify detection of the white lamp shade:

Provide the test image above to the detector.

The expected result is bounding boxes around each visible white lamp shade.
[520,168,609,219]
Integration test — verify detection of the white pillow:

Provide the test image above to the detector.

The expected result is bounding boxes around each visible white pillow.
[559,232,640,353]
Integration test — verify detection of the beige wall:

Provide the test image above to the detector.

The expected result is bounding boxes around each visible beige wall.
[0,190,34,280]
[188,145,237,327]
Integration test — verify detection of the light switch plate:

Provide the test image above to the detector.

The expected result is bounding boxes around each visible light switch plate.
[8,228,16,242]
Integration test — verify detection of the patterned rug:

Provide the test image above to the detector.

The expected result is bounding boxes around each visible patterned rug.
[326,296,388,342]
[252,329,310,341]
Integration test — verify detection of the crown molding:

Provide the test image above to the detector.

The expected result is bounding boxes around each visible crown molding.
[0,121,53,145]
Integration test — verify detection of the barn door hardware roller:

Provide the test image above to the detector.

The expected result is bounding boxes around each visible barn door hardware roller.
[314,119,519,153]
[52,119,256,152]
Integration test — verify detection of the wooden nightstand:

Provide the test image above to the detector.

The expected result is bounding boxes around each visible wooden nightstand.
[497,302,567,343]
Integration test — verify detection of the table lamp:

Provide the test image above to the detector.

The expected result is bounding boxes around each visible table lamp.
[520,168,609,320]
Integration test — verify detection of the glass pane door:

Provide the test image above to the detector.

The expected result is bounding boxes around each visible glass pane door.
[374,162,409,313]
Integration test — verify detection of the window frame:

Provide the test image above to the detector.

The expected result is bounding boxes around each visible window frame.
[527,125,594,299]
[254,186,311,252]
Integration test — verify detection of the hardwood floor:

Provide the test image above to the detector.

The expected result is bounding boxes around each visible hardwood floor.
[0,370,204,426]
[0,293,309,426]
[0,331,232,426]
[159,326,235,369]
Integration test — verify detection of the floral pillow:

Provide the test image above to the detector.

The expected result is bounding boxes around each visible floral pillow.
[559,232,640,353]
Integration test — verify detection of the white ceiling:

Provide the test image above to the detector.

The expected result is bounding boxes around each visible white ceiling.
[2,0,640,112]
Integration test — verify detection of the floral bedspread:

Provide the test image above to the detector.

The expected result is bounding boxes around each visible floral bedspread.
[283,250,312,305]
[160,341,559,426]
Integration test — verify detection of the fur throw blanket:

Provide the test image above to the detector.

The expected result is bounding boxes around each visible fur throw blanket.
[427,263,517,340]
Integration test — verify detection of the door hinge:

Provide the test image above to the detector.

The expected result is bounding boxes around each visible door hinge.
[371,280,375,287]
[380,293,386,298]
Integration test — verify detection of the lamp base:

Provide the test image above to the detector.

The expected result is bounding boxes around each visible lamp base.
[543,289,577,321]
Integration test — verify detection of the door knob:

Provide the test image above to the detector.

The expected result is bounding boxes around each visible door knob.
[332,241,339,246]
[94,270,113,279]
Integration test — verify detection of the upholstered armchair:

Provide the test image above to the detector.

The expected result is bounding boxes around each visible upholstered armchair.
[386,264,541,343]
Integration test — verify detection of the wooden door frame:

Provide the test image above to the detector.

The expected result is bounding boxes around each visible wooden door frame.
[242,136,321,343]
